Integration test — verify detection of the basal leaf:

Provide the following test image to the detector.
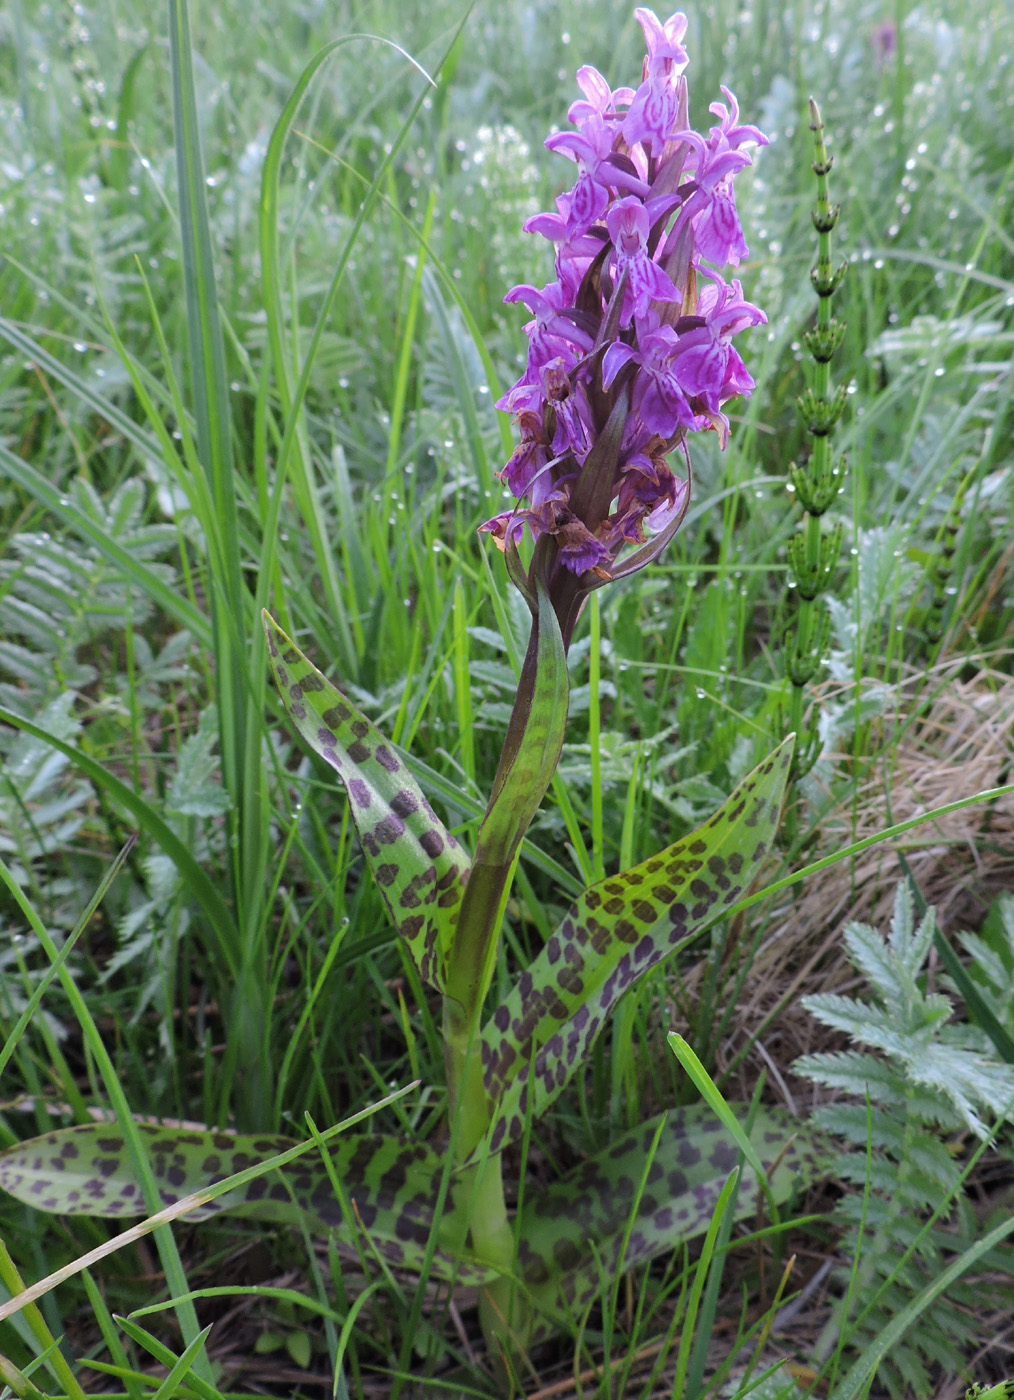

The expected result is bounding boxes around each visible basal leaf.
[264,612,470,991]
[481,737,794,1152]
[0,1123,489,1285]
[517,1103,830,1330]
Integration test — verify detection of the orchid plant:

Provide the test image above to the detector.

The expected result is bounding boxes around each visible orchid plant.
[0,8,827,1375]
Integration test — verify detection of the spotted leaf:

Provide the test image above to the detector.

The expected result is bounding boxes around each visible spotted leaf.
[0,1124,489,1284]
[481,737,794,1152]
[518,1102,830,1332]
[264,613,469,991]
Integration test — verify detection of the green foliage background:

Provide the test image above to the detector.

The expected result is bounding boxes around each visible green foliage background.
[0,0,1012,1391]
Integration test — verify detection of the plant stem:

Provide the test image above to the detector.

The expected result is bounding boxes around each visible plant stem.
[440,581,569,1360]
[783,96,847,804]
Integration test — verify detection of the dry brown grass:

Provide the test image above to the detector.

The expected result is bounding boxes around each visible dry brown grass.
[698,664,1014,1108]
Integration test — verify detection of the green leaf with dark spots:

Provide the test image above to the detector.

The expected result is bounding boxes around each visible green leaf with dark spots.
[264,612,470,991]
[517,1103,830,1332]
[0,1123,489,1285]
[481,737,794,1153]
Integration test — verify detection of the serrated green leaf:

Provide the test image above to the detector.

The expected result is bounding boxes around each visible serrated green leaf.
[516,1104,830,1328]
[481,737,794,1152]
[166,706,232,818]
[0,1123,489,1285]
[264,612,470,991]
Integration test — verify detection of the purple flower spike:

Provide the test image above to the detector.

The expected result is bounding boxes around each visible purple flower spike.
[480,6,767,639]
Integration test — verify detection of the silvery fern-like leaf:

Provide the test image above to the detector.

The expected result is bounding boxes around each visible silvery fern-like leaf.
[797,881,1014,1395]
[166,705,232,818]
[957,893,1014,1029]
[802,893,1014,1137]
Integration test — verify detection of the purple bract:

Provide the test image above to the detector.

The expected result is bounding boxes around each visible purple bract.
[481,7,767,581]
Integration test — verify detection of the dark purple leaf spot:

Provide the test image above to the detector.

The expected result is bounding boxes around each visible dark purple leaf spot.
[553,1239,581,1270]
[710,1141,738,1172]
[419,830,444,857]
[390,790,417,818]
[634,935,653,962]
[374,815,405,847]
[375,746,399,772]
[559,967,583,994]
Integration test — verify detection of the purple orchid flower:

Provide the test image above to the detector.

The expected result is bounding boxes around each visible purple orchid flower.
[480,8,767,622]
[602,315,698,435]
[622,9,690,156]
[606,197,681,325]
[669,272,766,414]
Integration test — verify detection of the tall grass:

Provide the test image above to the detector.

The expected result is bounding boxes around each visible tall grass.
[0,0,1012,1390]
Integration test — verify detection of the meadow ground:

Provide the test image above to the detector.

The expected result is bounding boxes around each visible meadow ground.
[1,0,1013,1395]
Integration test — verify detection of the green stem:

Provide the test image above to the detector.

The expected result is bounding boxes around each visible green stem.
[440,580,569,1360]
[784,97,846,797]
[588,592,605,883]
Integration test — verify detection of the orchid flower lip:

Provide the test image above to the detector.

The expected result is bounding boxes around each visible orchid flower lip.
[481,7,767,587]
